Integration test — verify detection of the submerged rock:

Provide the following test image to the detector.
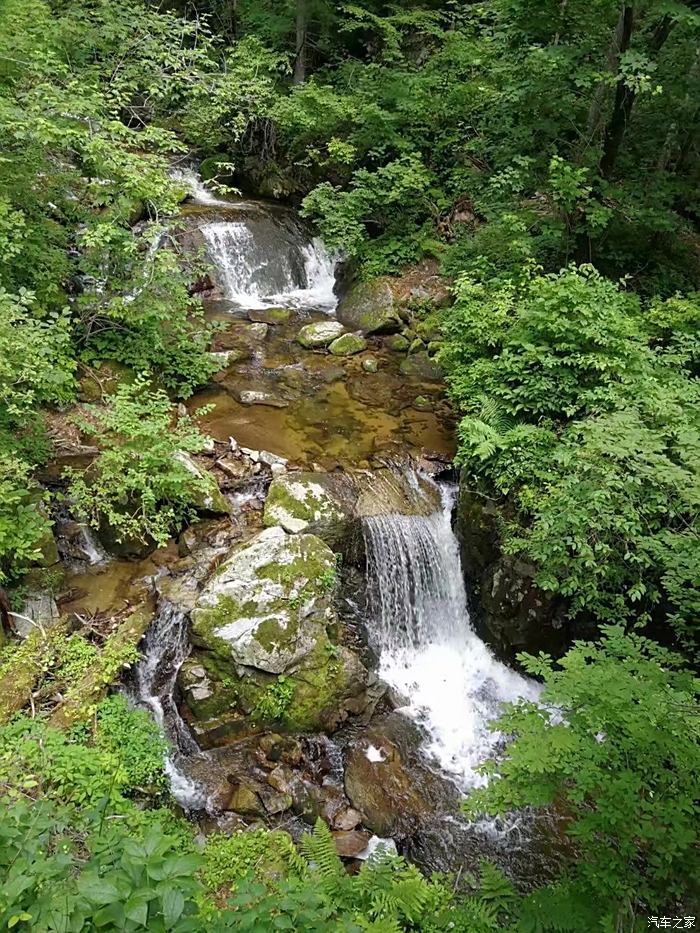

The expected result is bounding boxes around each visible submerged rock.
[191,526,337,674]
[237,389,289,409]
[328,333,367,357]
[296,320,346,348]
[336,279,402,335]
[361,357,379,373]
[248,307,291,325]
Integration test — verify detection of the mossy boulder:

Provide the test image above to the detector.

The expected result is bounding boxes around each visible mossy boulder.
[399,351,443,381]
[336,279,402,335]
[296,321,345,348]
[328,333,367,357]
[263,473,349,543]
[384,334,410,352]
[181,637,369,738]
[191,527,337,674]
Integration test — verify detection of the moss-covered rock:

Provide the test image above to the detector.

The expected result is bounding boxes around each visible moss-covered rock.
[191,527,337,674]
[399,351,443,381]
[336,279,402,335]
[296,321,345,348]
[77,362,135,403]
[248,307,291,325]
[263,473,348,542]
[328,333,367,356]
[384,334,410,352]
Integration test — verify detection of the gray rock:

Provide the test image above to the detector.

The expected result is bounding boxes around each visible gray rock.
[263,473,348,540]
[296,320,346,348]
[399,352,443,381]
[191,526,337,674]
[237,390,289,408]
[337,279,402,335]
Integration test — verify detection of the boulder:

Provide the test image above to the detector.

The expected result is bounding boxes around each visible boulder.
[328,333,367,357]
[191,526,337,674]
[399,351,443,381]
[173,451,231,516]
[384,334,409,352]
[333,830,371,859]
[296,321,346,349]
[263,473,349,543]
[456,480,570,663]
[336,280,402,335]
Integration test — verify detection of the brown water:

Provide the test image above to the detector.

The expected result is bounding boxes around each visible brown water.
[186,304,454,469]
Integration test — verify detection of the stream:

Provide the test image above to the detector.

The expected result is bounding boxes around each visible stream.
[58,171,552,883]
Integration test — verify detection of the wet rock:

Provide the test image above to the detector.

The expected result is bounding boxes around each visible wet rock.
[399,352,443,381]
[361,357,379,373]
[237,390,289,409]
[384,334,409,352]
[245,322,269,341]
[336,279,402,335]
[296,321,346,349]
[191,526,337,674]
[412,395,433,411]
[344,731,432,837]
[333,807,363,831]
[333,830,371,858]
[227,782,265,816]
[248,307,291,325]
[456,481,569,663]
[173,451,231,515]
[263,473,348,543]
[328,333,367,357]
[15,590,60,639]
[209,350,239,371]
[408,338,426,354]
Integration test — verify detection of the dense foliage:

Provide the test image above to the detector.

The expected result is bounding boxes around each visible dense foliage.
[1,0,699,930]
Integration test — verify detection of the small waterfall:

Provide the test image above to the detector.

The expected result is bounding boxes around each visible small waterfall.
[202,219,337,311]
[171,166,229,206]
[131,601,208,810]
[362,479,539,790]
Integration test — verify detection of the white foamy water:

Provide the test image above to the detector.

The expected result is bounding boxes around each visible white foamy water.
[362,480,540,789]
[171,166,230,206]
[202,219,337,311]
[130,600,208,810]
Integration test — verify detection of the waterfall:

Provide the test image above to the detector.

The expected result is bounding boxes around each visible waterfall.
[201,219,337,311]
[362,480,539,790]
[130,600,208,810]
[171,166,229,206]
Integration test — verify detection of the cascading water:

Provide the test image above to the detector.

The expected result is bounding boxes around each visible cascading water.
[201,219,337,311]
[170,166,229,206]
[130,600,208,810]
[362,477,539,790]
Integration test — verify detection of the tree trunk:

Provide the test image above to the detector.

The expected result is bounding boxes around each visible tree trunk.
[600,11,676,178]
[293,0,308,84]
[586,5,632,140]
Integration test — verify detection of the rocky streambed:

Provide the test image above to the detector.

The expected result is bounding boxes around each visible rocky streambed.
[27,181,560,885]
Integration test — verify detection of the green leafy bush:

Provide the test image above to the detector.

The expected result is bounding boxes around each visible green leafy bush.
[466,626,700,928]
[66,378,212,547]
[95,695,168,794]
